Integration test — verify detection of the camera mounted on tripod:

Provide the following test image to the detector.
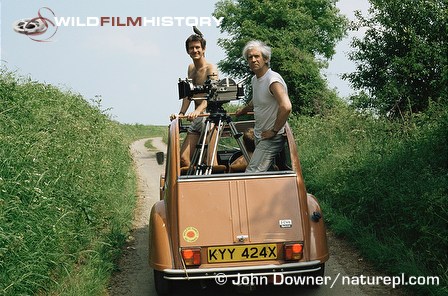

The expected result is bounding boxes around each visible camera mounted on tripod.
[177,76,249,175]
[178,77,244,104]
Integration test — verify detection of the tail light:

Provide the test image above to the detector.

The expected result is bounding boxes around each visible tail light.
[181,248,201,266]
[284,243,303,261]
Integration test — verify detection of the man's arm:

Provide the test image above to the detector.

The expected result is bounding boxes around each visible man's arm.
[169,97,190,121]
[235,100,254,116]
[188,63,218,119]
[179,98,191,115]
[261,82,292,139]
[207,64,219,80]
[188,99,207,119]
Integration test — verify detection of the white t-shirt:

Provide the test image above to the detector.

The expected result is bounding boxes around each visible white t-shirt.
[251,68,288,138]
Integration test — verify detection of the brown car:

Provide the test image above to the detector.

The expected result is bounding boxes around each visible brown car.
[149,116,328,295]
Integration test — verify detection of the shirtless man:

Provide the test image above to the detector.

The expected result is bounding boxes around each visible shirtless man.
[171,32,218,167]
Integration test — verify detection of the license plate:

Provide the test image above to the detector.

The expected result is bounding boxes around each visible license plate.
[207,244,277,263]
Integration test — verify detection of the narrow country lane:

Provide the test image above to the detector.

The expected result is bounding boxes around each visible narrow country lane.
[108,137,407,296]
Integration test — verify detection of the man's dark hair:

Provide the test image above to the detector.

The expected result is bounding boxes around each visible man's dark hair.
[185,34,206,52]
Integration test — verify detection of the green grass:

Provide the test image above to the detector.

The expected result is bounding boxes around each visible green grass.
[144,139,157,150]
[119,123,168,144]
[118,123,168,151]
[290,104,447,296]
[0,71,158,295]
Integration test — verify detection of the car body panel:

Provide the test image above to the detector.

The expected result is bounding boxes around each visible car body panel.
[148,201,173,270]
[149,117,329,287]
[177,175,304,247]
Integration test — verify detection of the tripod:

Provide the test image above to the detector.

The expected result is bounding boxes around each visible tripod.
[186,103,250,176]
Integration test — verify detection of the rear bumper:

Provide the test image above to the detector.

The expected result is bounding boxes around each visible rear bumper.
[162,260,322,281]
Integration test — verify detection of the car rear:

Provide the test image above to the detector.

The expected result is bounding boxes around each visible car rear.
[164,172,323,281]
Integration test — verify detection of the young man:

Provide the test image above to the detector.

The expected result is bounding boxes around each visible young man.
[171,33,218,167]
[236,40,292,173]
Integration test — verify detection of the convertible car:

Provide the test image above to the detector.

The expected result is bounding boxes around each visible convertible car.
[149,115,328,295]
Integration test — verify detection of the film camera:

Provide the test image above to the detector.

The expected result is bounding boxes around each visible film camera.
[177,77,248,175]
[178,77,244,103]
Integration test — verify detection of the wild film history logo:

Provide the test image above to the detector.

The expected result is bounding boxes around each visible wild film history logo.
[12,7,224,42]
[12,7,58,42]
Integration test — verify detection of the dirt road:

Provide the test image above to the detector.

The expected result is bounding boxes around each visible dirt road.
[108,138,407,296]
[108,138,165,296]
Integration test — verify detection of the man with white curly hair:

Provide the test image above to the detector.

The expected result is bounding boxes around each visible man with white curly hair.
[236,40,292,173]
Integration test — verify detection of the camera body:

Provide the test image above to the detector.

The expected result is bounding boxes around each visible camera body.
[178,77,244,103]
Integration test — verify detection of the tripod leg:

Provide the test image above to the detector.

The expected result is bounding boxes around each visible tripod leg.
[205,119,223,175]
[228,121,251,163]
[195,120,212,175]
[187,120,209,175]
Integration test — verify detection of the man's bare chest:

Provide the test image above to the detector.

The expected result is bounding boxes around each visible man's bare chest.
[190,67,209,85]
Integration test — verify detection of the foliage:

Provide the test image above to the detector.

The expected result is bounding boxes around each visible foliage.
[213,0,348,115]
[290,103,448,295]
[0,71,137,295]
[344,0,448,118]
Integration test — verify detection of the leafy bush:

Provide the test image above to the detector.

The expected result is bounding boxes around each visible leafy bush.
[290,103,447,295]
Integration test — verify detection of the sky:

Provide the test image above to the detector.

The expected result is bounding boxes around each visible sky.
[1,0,370,126]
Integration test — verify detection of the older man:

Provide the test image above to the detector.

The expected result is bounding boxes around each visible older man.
[236,40,292,173]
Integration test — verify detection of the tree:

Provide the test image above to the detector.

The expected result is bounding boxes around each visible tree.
[344,0,448,118]
[213,0,347,115]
